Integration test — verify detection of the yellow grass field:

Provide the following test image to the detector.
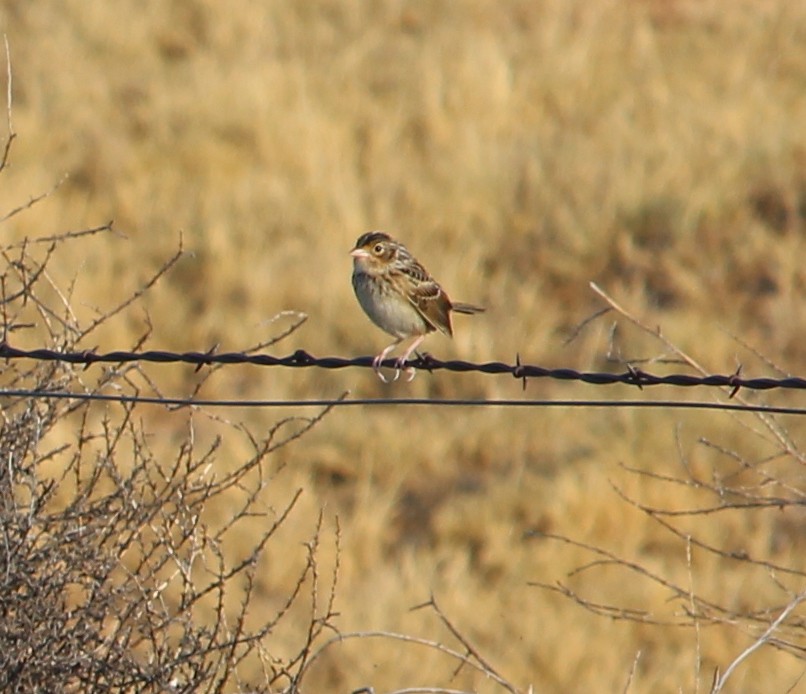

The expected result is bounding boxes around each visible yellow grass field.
[2,1,805,691]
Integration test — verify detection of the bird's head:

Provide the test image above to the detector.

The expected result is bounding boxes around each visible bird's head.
[350,231,400,272]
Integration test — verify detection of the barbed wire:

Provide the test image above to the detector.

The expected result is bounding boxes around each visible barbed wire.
[1,342,805,393]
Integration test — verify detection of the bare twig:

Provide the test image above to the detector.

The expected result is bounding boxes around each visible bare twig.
[621,650,642,694]
[294,630,520,693]
[416,595,519,694]
[0,35,14,173]
[7,221,119,247]
[590,282,805,465]
[711,592,806,693]
[77,235,185,341]
[0,174,69,224]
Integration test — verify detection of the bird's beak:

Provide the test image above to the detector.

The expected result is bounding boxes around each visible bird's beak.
[350,247,370,259]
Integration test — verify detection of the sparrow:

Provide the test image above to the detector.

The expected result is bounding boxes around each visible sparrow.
[350,231,484,381]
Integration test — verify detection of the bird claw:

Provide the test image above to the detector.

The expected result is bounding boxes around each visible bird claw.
[369,358,417,383]
[372,356,391,383]
[370,344,419,383]
[394,357,417,382]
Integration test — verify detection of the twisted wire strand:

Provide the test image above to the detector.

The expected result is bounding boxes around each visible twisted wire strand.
[1,342,804,392]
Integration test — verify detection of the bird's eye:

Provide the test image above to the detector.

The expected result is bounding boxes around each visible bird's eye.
[373,244,383,254]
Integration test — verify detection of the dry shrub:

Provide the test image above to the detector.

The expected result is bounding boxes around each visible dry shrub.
[529,289,806,692]
[0,102,344,690]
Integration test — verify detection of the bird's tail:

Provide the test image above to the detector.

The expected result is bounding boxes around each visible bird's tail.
[452,302,485,314]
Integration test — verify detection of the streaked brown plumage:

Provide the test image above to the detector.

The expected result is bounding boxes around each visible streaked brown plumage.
[350,231,484,381]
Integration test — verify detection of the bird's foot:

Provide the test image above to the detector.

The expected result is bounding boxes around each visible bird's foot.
[395,356,417,382]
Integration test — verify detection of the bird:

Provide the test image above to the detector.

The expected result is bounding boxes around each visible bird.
[350,231,484,381]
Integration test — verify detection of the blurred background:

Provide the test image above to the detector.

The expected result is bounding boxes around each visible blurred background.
[1,1,805,691]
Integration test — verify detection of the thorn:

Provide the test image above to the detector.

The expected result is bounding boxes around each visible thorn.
[409,599,434,612]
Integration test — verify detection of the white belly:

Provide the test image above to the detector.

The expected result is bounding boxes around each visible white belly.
[352,271,430,338]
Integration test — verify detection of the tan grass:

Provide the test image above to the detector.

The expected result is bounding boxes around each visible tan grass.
[1,0,805,690]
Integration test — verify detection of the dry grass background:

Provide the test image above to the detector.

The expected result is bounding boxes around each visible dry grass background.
[1,0,805,691]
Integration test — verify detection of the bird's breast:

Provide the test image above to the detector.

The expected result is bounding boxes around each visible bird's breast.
[352,271,431,338]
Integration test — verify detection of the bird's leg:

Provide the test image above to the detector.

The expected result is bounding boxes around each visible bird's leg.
[395,335,426,382]
[373,339,402,382]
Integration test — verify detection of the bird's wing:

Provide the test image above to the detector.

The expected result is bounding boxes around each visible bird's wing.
[397,260,453,336]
